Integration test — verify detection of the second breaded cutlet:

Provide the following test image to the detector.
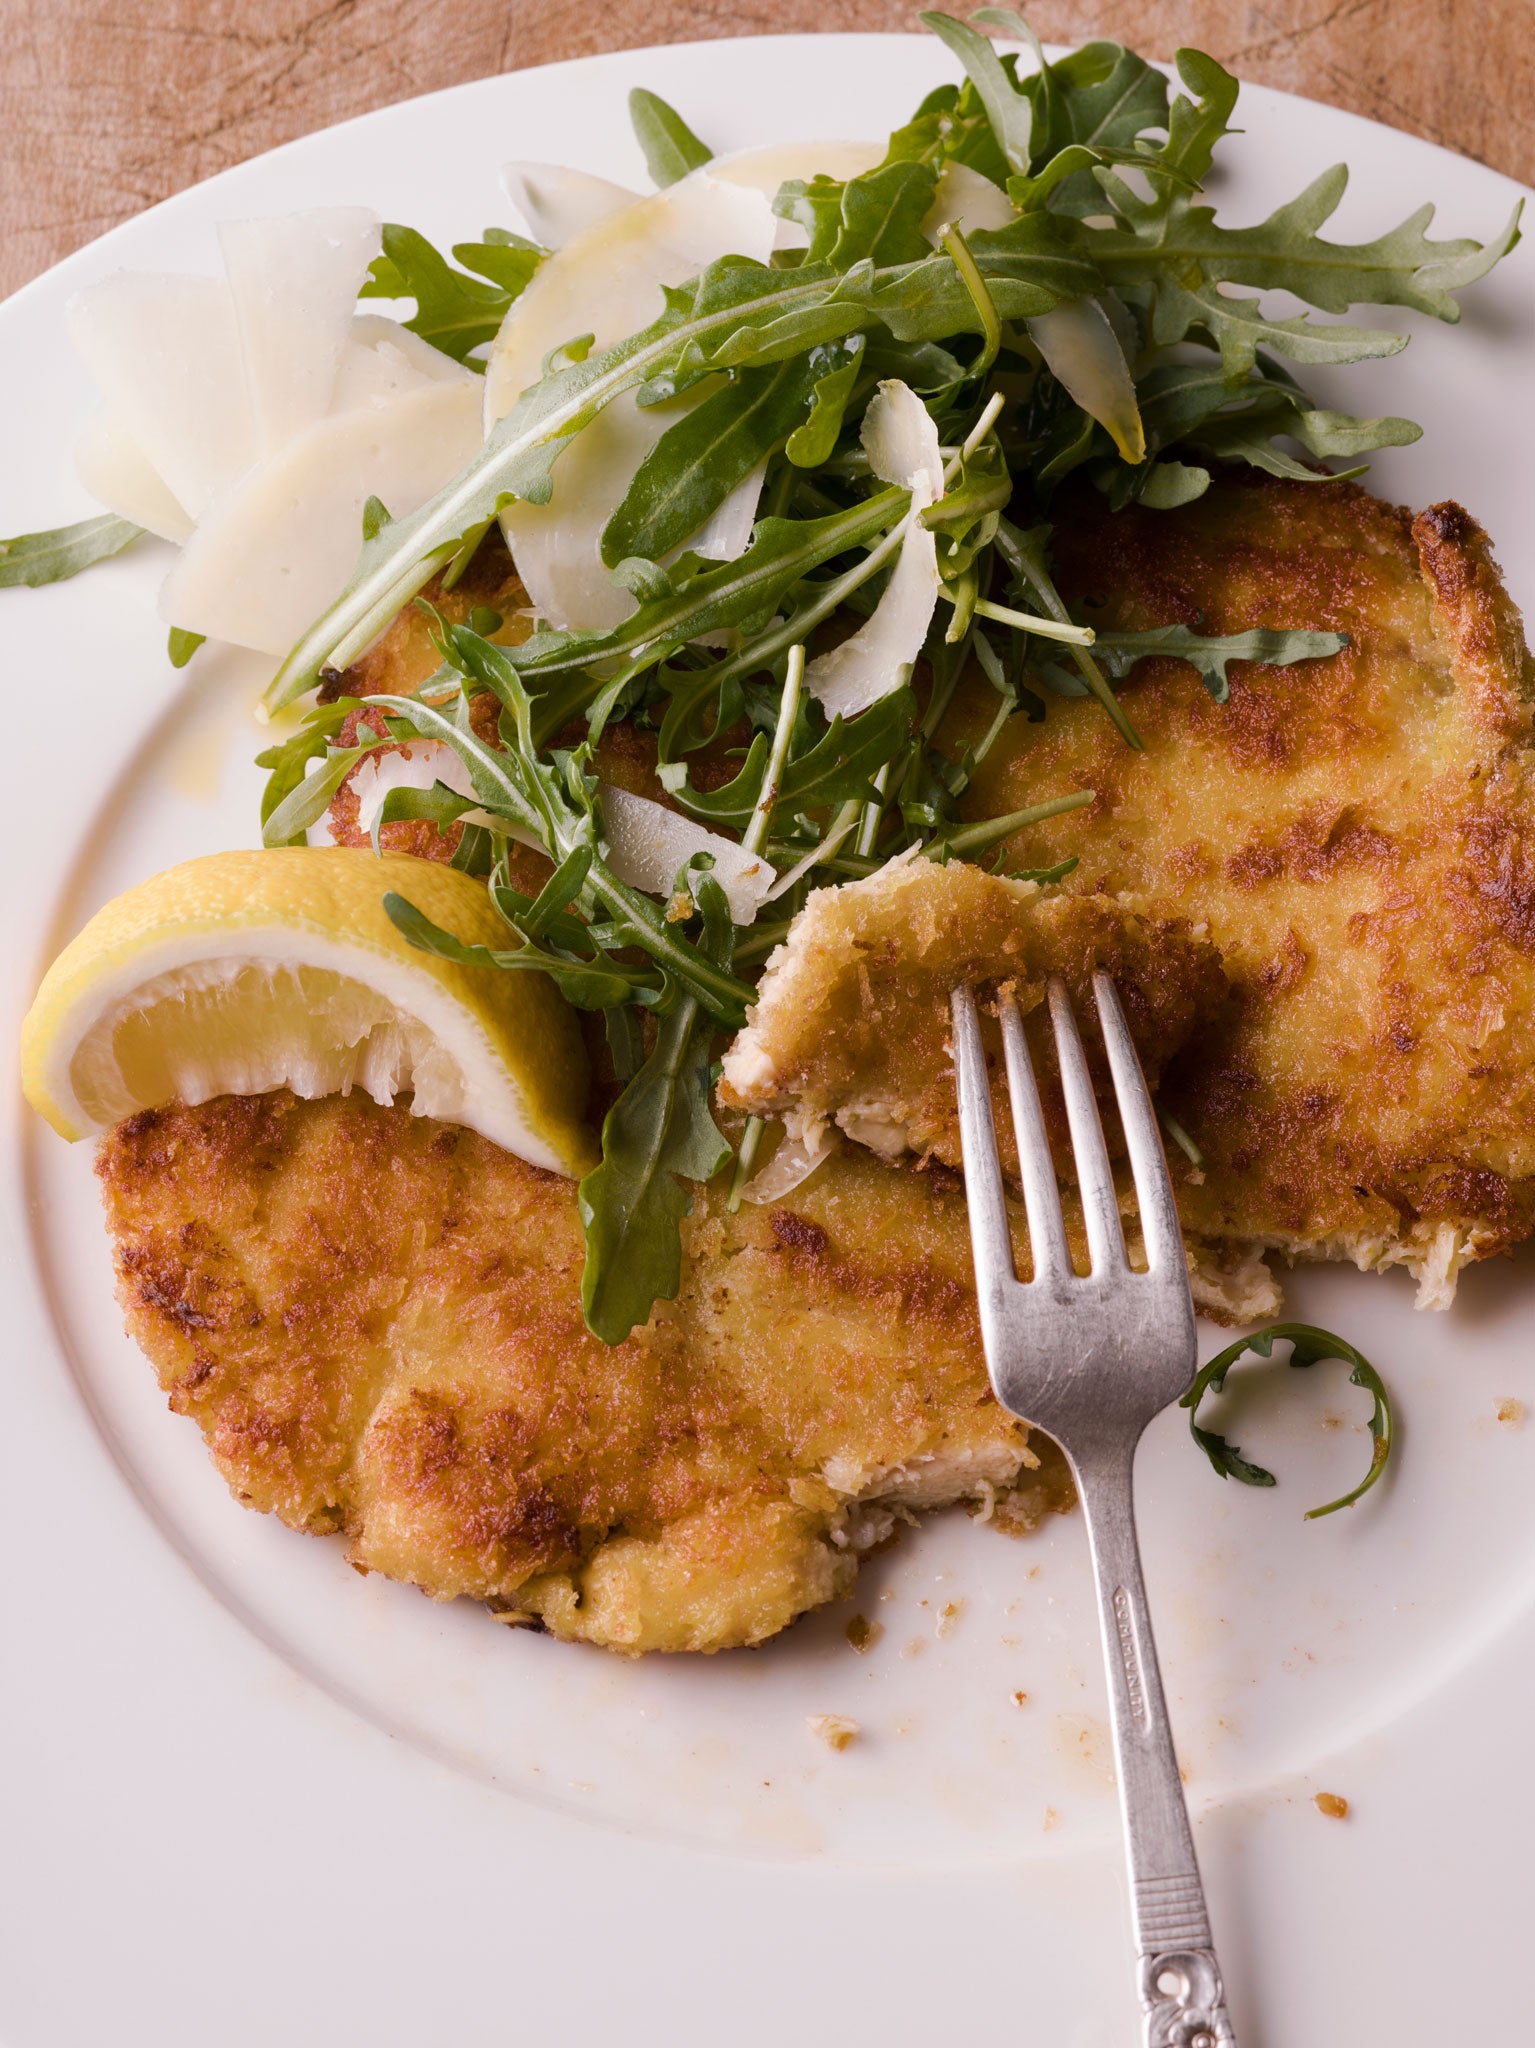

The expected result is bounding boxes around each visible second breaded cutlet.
[940,470,1535,1308]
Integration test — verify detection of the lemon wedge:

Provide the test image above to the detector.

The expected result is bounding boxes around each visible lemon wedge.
[21,848,596,1175]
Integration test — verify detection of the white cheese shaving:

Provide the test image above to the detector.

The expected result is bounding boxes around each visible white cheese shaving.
[160,377,483,655]
[501,162,638,248]
[860,377,945,497]
[742,1126,837,1203]
[915,168,1146,465]
[67,209,478,658]
[680,460,768,564]
[707,140,883,249]
[484,172,778,632]
[920,160,1017,242]
[331,315,475,410]
[66,272,256,521]
[74,413,193,543]
[1027,296,1146,464]
[307,741,507,848]
[804,380,944,720]
[599,783,775,926]
[351,742,476,838]
[218,209,382,454]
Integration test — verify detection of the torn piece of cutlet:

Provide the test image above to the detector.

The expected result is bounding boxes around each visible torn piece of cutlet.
[720,858,1270,1320]
[722,857,1226,1166]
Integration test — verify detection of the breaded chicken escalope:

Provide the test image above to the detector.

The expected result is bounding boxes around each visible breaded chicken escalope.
[98,1092,1082,1654]
[941,471,1535,1307]
[720,860,1262,1311]
[722,859,1227,1169]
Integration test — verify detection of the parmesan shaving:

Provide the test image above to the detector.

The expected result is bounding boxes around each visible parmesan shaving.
[600,783,776,926]
[804,380,943,719]
[501,162,639,248]
[160,378,483,655]
[219,209,382,455]
[1027,297,1146,464]
[484,173,777,633]
[742,1126,836,1204]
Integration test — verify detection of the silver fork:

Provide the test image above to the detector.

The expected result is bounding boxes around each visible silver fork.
[950,974,1235,2048]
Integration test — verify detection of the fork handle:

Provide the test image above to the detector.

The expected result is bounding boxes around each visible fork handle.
[1071,1441,1236,2047]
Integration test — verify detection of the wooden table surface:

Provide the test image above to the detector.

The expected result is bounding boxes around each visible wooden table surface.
[2,0,1530,301]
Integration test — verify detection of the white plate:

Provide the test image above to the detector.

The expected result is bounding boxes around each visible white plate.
[3,34,1532,2047]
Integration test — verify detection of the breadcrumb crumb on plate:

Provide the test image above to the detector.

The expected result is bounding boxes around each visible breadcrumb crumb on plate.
[808,1715,860,1751]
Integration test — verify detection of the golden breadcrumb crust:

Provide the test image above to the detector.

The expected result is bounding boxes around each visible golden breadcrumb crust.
[97,1092,1071,1654]
[942,471,1535,1305]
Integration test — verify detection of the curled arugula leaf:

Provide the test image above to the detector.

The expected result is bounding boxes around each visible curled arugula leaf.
[787,340,867,466]
[776,160,941,268]
[256,696,368,841]
[658,687,917,827]
[1096,353,1422,507]
[602,345,851,565]
[1085,159,1520,335]
[384,885,651,1011]
[920,10,1036,173]
[1180,1321,1394,1518]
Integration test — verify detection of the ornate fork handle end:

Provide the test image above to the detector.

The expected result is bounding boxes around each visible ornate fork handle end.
[1140,1947,1236,2047]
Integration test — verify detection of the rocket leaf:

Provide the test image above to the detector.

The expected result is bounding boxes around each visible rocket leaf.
[629,87,713,187]
[1180,1322,1393,1518]
[0,512,143,588]
[360,223,541,365]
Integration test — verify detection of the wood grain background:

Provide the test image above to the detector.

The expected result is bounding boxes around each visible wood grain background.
[2,0,1529,301]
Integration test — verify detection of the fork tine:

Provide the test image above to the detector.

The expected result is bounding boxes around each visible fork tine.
[1093,973,1184,1276]
[950,986,1017,1292]
[1048,976,1127,1273]
[998,993,1072,1283]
